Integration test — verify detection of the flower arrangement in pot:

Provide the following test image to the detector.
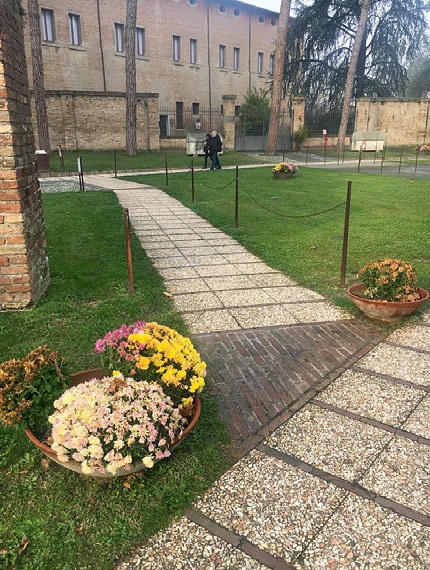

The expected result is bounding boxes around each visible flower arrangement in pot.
[0,321,206,478]
[272,161,298,178]
[347,258,429,322]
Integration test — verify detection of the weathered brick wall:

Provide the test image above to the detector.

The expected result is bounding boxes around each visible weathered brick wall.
[0,0,49,309]
[355,98,430,146]
[30,91,160,151]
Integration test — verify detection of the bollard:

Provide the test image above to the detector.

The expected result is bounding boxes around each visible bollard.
[340,181,352,288]
[234,166,239,229]
[124,208,135,295]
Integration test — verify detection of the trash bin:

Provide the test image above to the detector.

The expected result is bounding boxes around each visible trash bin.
[35,150,50,172]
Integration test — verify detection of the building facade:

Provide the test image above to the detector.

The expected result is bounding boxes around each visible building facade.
[24,0,279,113]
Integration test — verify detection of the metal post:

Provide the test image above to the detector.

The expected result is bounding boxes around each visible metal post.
[165,153,169,187]
[234,166,239,229]
[124,208,135,295]
[324,141,327,164]
[398,146,403,173]
[58,145,65,171]
[191,159,195,202]
[340,180,352,288]
[357,148,362,173]
[77,156,85,192]
[114,151,117,178]
[337,147,340,165]
[380,147,385,174]
[415,147,419,173]
[305,145,309,165]
[282,141,286,162]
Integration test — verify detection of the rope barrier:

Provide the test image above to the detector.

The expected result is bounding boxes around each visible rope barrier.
[198,178,236,190]
[238,180,346,219]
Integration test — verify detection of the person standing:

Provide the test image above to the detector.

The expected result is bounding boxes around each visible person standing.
[209,130,222,170]
[202,133,211,168]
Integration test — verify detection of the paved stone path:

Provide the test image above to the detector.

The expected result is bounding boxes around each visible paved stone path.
[41,173,430,569]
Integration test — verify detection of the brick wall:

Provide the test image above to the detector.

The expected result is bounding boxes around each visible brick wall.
[355,98,430,146]
[31,91,160,151]
[0,0,50,309]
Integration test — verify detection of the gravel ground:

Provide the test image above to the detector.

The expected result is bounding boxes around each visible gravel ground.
[39,179,107,193]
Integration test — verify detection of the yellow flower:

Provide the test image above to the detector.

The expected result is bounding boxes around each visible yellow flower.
[136,356,151,370]
[128,333,152,345]
[142,456,154,468]
[189,376,205,393]
[112,370,123,378]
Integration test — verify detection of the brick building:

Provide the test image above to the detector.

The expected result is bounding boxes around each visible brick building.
[23,0,279,148]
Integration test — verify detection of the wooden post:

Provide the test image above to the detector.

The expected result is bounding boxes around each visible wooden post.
[191,159,195,202]
[398,146,403,173]
[124,208,135,295]
[234,166,239,229]
[165,153,169,186]
[340,181,352,287]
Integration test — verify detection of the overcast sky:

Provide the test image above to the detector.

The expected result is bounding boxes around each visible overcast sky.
[247,0,282,12]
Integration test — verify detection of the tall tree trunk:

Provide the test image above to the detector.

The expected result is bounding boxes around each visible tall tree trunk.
[337,0,371,153]
[266,0,291,155]
[355,24,367,98]
[125,0,137,156]
[27,0,50,153]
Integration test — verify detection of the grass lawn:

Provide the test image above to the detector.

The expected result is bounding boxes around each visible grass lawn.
[125,166,430,311]
[304,145,430,167]
[0,192,231,569]
[48,149,271,173]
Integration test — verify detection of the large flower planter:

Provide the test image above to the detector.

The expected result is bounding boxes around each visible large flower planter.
[273,171,294,179]
[347,284,429,323]
[25,369,201,478]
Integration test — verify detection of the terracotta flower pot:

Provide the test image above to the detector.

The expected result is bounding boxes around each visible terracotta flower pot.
[347,284,429,323]
[273,171,294,179]
[25,369,201,478]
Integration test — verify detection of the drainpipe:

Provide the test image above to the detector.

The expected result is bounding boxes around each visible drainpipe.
[207,1,212,129]
[248,12,252,92]
[96,0,107,91]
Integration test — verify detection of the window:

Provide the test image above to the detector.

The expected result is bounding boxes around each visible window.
[41,8,55,42]
[192,102,200,115]
[189,0,197,4]
[271,18,277,27]
[219,44,226,69]
[219,4,226,12]
[258,15,265,24]
[136,27,145,56]
[173,35,181,62]
[233,8,240,16]
[115,23,124,52]
[235,105,241,117]
[233,47,240,71]
[190,38,197,64]
[68,14,81,46]
[176,102,184,129]
[257,52,264,75]
[269,52,275,75]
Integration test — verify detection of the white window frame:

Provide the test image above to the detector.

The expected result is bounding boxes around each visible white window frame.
[136,27,145,56]
[190,38,197,64]
[257,52,264,75]
[173,35,181,62]
[68,13,81,46]
[233,47,240,71]
[41,8,55,42]
[115,23,124,52]
[269,52,275,75]
[219,44,226,69]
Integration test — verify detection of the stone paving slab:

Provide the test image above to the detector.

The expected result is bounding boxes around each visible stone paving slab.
[265,404,392,482]
[360,437,430,516]
[195,449,347,565]
[294,493,430,570]
[317,369,425,428]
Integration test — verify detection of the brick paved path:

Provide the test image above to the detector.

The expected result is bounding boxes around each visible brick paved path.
[196,322,383,455]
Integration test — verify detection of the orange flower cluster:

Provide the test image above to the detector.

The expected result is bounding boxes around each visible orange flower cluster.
[0,346,68,429]
[357,258,422,302]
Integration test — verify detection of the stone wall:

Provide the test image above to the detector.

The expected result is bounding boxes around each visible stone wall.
[31,91,160,151]
[0,0,50,309]
[355,98,430,146]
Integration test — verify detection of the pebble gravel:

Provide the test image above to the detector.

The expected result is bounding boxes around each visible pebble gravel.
[295,494,430,569]
[317,369,425,427]
[403,395,430,439]
[116,517,269,570]
[196,449,346,564]
[388,325,430,352]
[265,404,392,481]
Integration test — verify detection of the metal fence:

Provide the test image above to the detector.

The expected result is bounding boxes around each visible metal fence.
[236,110,290,136]
[159,107,223,138]
[305,109,356,137]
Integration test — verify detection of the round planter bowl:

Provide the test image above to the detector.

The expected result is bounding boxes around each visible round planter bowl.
[26,369,201,478]
[273,171,294,179]
[347,284,429,323]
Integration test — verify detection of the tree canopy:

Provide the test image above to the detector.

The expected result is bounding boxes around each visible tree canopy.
[284,0,430,111]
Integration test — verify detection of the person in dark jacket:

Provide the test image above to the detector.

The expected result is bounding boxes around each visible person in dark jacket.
[208,130,222,170]
[202,133,211,168]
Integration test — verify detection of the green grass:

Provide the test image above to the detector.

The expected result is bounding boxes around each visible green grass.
[0,192,231,569]
[125,166,430,311]
[48,149,271,173]
[303,145,430,166]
